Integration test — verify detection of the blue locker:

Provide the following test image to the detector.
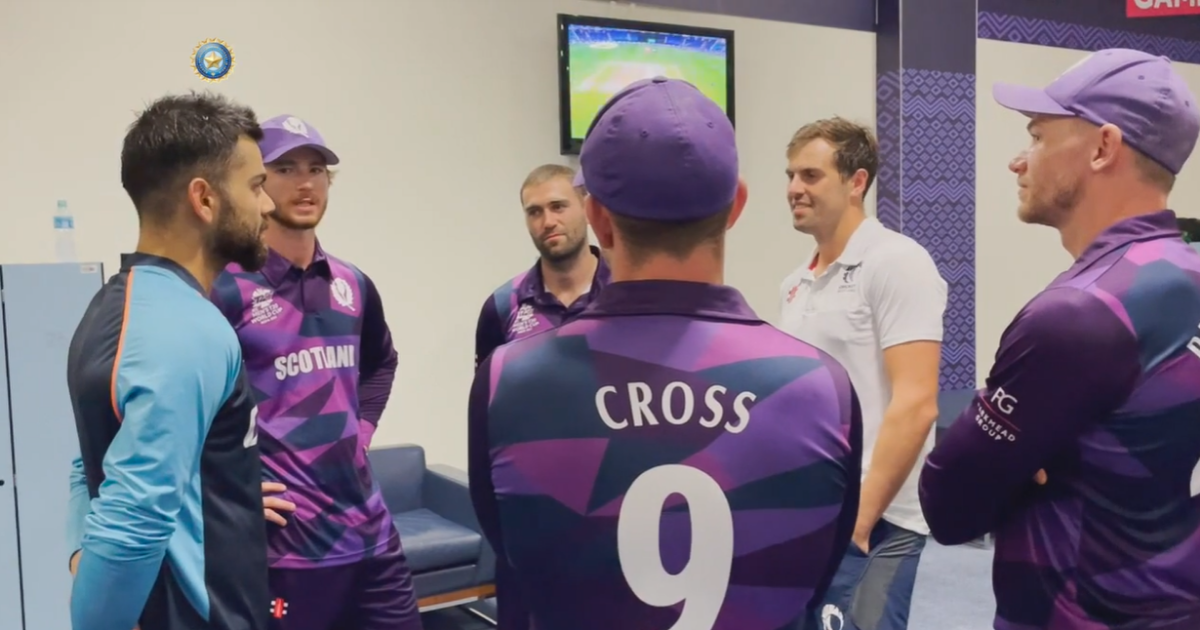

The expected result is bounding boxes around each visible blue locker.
[1,262,104,630]
[0,297,22,630]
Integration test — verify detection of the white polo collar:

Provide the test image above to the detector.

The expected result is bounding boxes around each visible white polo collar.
[803,217,885,278]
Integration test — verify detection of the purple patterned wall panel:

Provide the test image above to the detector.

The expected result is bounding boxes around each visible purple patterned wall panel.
[978,0,1199,41]
[875,71,902,233]
[978,12,1200,63]
[901,69,977,390]
[876,0,977,390]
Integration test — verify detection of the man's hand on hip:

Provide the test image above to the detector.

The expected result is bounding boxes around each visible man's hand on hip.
[262,482,296,526]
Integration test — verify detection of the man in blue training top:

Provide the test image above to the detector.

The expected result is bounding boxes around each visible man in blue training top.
[468,76,864,630]
[210,115,421,630]
[66,92,275,630]
[920,48,1200,629]
[474,163,611,370]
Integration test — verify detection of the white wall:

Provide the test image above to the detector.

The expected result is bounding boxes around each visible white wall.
[0,0,875,467]
[975,39,1200,384]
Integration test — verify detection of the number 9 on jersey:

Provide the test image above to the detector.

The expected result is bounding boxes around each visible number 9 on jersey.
[617,464,734,630]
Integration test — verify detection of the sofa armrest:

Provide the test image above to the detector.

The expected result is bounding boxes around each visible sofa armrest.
[421,464,496,584]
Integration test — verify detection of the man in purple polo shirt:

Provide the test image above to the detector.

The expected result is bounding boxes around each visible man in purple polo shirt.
[473,163,611,370]
[211,115,421,630]
[920,49,1200,629]
[469,77,862,630]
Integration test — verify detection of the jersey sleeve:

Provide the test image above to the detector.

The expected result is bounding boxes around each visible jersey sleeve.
[815,359,864,607]
[863,244,948,348]
[467,348,532,628]
[467,352,502,559]
[474,295,507,371]
[66,452,90,562]
[918,289,1140,545]
[71,288,236,630]
[358,272,398,445]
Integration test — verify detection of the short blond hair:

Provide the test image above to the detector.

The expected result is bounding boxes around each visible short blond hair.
[519,164,575,201]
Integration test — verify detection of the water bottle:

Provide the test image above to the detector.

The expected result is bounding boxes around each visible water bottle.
[54,199,77,262]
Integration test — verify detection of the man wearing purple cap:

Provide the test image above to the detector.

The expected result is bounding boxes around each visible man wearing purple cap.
[468,76,863,630]
[210,115,421,630]
[474,163,610,371]
[920,48,1200,629]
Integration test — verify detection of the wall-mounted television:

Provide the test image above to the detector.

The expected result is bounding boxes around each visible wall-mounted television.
[557,14,735,155]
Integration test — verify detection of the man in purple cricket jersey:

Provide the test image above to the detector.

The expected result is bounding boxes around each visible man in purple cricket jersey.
[210,115,422,630]
[473,163,611,371]
[468,76,864,630]
[920,49,1200,630]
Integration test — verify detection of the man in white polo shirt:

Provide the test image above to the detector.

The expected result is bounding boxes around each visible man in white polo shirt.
[779,118,946,630]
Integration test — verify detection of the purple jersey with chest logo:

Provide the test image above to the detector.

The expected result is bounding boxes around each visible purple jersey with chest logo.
[921,211,1200,630]
[474,246,611,369]
[212,244,399,569]
[468,280,862,630]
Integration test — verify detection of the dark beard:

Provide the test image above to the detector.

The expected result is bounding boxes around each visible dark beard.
[536,234,588,265]
[209,197,268,271]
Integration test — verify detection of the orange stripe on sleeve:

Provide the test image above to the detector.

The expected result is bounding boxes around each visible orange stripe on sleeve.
[109,269,136,423]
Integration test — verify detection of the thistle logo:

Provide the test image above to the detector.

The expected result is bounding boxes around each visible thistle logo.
[821,604,845,630]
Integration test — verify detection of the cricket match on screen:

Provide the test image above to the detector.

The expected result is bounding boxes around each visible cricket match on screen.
[567,25,730,139]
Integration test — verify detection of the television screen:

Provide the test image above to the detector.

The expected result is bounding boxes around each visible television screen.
[557,14,735,155]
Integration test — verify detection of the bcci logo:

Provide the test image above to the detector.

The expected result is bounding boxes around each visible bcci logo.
[192,38,235,83]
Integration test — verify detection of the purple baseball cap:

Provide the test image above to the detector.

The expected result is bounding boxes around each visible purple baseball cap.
[572,169,585,188]
[993,48,1199,175]
[580,76,738,221]
[258,115,340,165]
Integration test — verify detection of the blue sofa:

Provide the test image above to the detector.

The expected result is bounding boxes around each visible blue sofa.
[369,444,496,617]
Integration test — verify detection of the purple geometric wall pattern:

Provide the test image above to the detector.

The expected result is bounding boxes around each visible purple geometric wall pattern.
[977,12,1200,64]
[876,70,902,232]
[900,69,977,390]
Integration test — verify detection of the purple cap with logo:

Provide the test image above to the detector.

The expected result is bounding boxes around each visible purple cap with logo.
[580,76,738,221]
[993,48,1199,175]
[258,115,340,165]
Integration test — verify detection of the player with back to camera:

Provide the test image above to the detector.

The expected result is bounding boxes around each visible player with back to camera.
[209,115,421,630]
[474,164,611,371]
[65,92,274,630]
[467,76,864,630]
[920,48,1200,629]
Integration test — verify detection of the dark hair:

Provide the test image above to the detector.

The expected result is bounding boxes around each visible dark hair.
[120,91,262,222]
[1177,216,1200,243]
[609,208,733,267]
[787,117,879,196]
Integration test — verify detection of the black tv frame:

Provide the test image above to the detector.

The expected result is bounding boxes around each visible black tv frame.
[556,13,736,156]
